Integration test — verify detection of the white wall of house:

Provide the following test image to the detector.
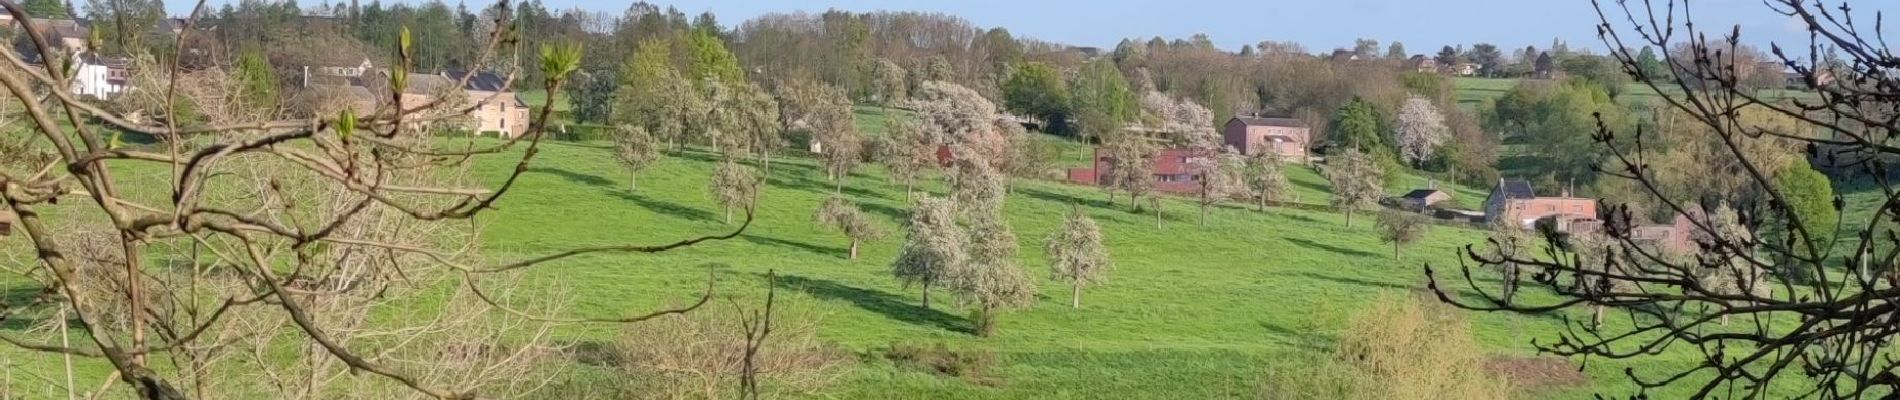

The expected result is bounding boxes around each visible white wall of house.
[70,63,124,99]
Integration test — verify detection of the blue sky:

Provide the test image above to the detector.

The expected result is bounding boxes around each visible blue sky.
[177,0,1890,54]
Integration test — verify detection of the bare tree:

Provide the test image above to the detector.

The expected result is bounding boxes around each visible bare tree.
[613,124,661,192]
[1375,209,1428,259]
[1044,206,1112,308]
[891,197,964,310]
[0,4,757,399]
[813,196,885,260]
[1323,149,1384,227]
[1427,1,1900,397]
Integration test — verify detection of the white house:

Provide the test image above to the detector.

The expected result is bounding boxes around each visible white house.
[70,52,129,99]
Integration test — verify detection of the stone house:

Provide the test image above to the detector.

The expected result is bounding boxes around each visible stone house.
[1222,116,1310,161]
[446,69,530,138]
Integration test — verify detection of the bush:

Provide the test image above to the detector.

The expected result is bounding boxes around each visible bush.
[881,342,1001,386]
[613,303,851,399]
[1255,293,1512,399]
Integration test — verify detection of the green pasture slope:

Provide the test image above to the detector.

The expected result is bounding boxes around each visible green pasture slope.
[0,108,1787,399]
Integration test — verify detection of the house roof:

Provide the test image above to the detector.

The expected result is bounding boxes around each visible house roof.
[445,69,510,92]
[1496,179,1536,200]
[1402,189,1447,200]
[1230,116,1306,128]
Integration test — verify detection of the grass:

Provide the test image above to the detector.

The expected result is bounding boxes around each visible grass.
[0,108,1779,399]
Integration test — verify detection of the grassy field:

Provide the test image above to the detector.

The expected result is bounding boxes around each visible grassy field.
[0,107,1774,399]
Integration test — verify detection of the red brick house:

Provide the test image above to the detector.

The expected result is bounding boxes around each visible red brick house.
[1067,147,1208,194]
[1222,116,1310,161]
[1484,179,1598,231]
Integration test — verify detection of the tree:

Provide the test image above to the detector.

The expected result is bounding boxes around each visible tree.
[893,196,966,310]
[567,69,618,124]
[951,159,1037,337]
[87,0,164,55]
[1069,58,1138,142]
[1559,55,1632,97]
[1465,43,1503,76]
[709,160,760,224]
[614,39,705,150]
[1386,42,1407,60]
[1245,151,1292,211]
[1353,38,1380,59]
[1768,159,1836,261]
[613,124,661,192]
[1394,95,1448,167]
[1428,1,1900,396]
[1001,62,1070,132]
[1434,46,1460,70]
[867,58,908,108]
[1634,46,1666,80]
[1329,97,1386,152]
[877,116,934,201]
[815,196,886,260]
[777,78,860,191]
[1375,209,1429,259]
[1099,130,1157,210]
[234,49,279,114]
[1324,149,1384,227]
[1193,149,1249,224]
[1045,207,1112,308]
[23,0,70,18]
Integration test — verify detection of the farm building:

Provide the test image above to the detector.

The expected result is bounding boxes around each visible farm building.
[1483,179,1597,231]
[1067,147,1209,194]
[1399,189,1451,210]
[1222,116,1310,161]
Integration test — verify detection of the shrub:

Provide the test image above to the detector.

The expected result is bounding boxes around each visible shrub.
[880,342,1001,386]
[1255,293,1512,399]
[613,303,850,399]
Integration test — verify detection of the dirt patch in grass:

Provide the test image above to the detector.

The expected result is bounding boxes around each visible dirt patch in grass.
[1486,356,1589,391]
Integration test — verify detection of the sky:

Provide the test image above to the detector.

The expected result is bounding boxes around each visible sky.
[173,0,1895,54]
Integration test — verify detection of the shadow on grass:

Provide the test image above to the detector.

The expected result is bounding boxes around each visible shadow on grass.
[1288,271,1411,291]
[0,284,55,331]
[612,192,718,222]
[1287,238,1383,259]
[860,202,910,223]
[1018,187,1113,210]
[528,166,616,188]
[769,274,971,334]
[741,234,843,258]
[1293,179,1329,195]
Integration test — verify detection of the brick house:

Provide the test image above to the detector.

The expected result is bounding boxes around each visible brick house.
[1067,147,1209,194]
[1484,179,1597,231]
[446,69,530,138]
[1222,116,1309,161]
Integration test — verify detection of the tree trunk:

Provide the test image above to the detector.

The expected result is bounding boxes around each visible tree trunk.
[904,178,914,202]
[1071,284,1081,309]
[1592,304,1605,328]
[1393,242,1401,259]
[835,176,844,194]
[1345,210,1355,227]
[921,279,933,309]
[848,239,859,260]
[1501,263,1518,305]
[1153,197,1163,229]
[1258,196,1266,212]
[975,304,996,337]
[724,204,732,224]
[629,172,639,192]
[1199,202,1209,225]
